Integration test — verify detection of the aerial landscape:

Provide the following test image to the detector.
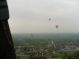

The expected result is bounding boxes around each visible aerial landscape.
[12,33,79,59]
[8,0,79,59]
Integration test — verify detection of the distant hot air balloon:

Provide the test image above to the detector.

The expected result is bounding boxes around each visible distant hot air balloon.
[49,18,51,21]
[56,25,59,29]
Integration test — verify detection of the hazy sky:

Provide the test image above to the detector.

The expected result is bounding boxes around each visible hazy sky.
[7,0,79,33]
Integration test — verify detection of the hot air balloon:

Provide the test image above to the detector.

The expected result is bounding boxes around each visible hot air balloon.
[56,25,59,29]
[49,18,51,21]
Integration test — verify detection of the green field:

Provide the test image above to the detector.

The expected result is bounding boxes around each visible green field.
[12,33,79,59]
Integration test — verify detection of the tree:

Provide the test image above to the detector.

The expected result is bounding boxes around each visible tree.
[72,50,79,59]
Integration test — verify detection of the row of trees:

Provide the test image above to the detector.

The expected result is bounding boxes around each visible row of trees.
[51,50,79,59]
